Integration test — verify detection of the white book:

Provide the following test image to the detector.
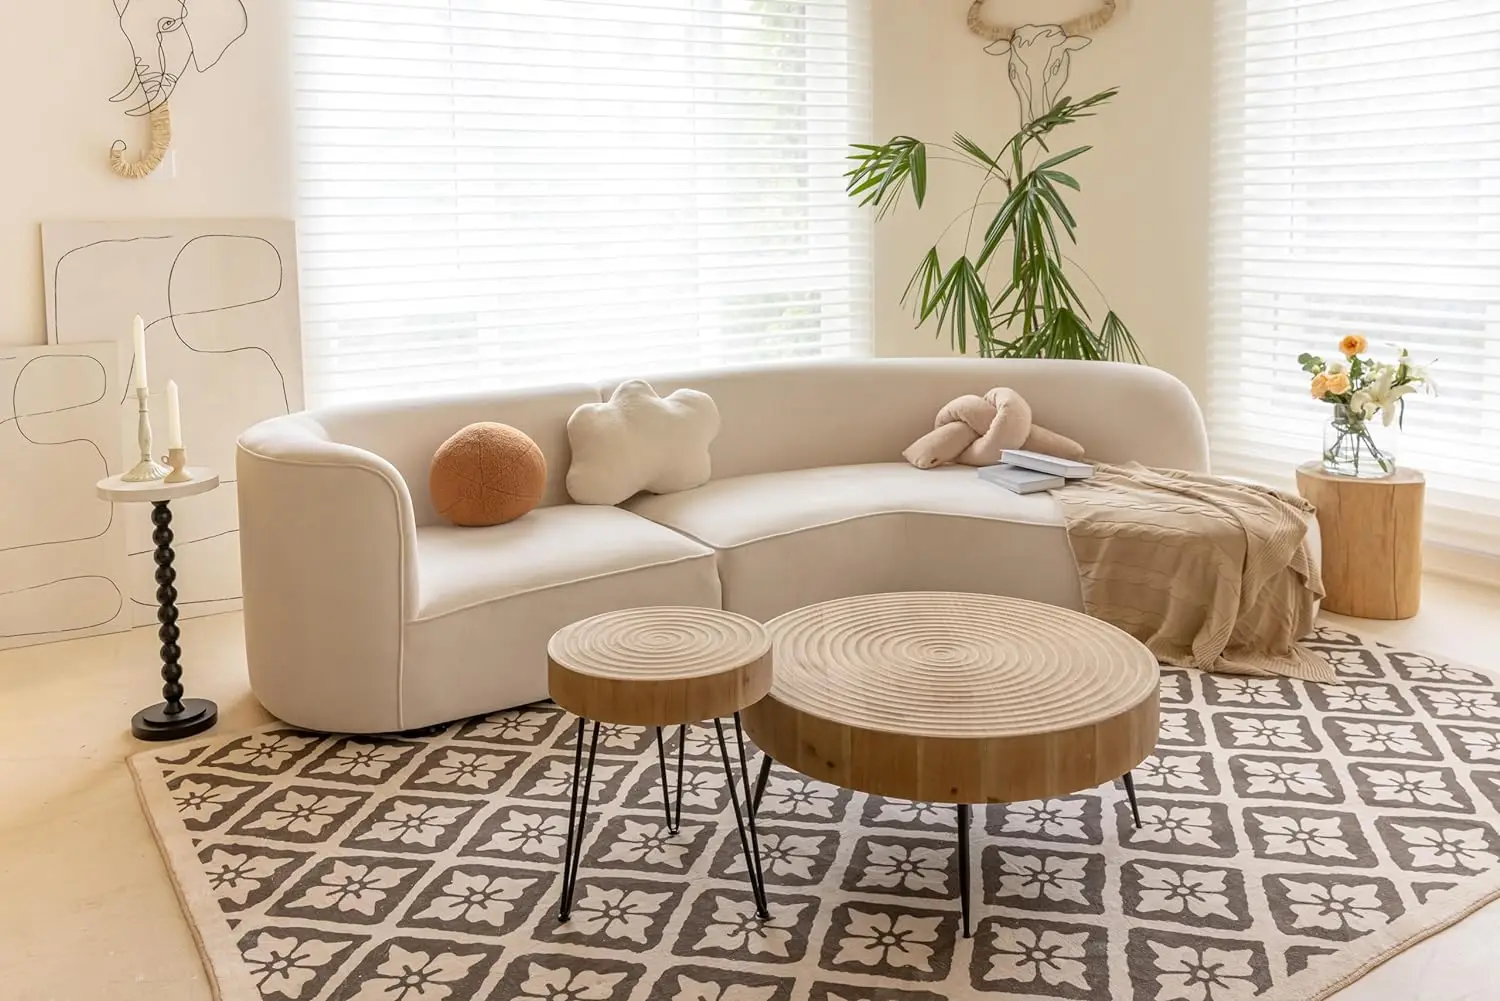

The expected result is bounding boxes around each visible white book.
[978,464,1066,494]
[1000,449,1095,479]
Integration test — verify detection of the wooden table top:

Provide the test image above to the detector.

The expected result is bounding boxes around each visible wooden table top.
[743,592,1160,804]
[547,606,772,727]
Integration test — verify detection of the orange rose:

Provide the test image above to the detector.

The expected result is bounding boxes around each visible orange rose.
[1310,373,1330,398]
[1339,334,1368,358]
[1326,372,1351,395]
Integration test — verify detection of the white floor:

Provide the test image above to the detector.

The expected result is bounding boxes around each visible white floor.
[1,579,1498,1000]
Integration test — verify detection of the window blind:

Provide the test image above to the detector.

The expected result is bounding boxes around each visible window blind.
[293,0,871,405]
[1210,0,1500,561]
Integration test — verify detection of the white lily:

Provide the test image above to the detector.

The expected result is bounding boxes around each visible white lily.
[1399,354,1438,395]
[1365,365,1415,426]
[1348,389,1378,422]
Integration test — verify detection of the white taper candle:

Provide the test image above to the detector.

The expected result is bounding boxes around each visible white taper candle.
[166,379,183,450]
[131,315,148,390]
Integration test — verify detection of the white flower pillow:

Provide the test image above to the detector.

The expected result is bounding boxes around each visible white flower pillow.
[565,381,721,505]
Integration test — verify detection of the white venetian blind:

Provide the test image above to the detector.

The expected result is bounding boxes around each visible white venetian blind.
[1210,0,1500,560]
[293,0,871,405]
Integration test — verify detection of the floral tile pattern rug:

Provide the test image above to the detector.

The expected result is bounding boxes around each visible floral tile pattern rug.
[130,627,1500,1001]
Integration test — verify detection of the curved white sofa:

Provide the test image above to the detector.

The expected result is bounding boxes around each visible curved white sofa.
[237,358,1210,734]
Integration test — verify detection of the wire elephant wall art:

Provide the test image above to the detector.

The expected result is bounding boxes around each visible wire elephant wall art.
[108,0,248,179]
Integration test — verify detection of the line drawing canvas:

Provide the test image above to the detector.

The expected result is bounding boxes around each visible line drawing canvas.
[42,220,304,625]
[0,343,130,650]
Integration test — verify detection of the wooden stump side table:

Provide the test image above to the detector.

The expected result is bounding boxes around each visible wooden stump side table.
[1295,462,1425,620]
[743,591,1160,937]
[547,605,774,923]
[97,468,221,741]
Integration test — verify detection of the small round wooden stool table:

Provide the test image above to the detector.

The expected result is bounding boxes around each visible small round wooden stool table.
[97,468,221,741]
[1296,462,1425,620]
[548,606,774,922]
[743,592,1160,937]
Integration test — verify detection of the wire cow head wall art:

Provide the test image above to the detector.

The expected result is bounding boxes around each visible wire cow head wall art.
[966,0,1118,123]
[108,0,248,179]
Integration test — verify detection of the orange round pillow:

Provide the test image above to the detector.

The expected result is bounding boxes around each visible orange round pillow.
[430,422,547,527]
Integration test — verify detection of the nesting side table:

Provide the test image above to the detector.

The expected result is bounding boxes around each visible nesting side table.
[547,606,774,922]
[97,468,221,741]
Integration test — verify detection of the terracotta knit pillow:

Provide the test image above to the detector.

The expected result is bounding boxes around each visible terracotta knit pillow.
[430,422,547,527]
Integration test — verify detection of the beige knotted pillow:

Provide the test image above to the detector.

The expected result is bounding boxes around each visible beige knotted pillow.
[904,387,1085,469]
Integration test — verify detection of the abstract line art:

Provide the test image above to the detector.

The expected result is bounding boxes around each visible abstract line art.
[0,344,129,650]
[43,219,304,627]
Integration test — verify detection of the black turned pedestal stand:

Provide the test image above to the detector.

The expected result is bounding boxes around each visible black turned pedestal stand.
[130,500,218,741]
[98,467,222,742]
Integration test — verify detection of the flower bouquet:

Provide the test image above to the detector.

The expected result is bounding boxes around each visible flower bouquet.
[1298,335,1435,478]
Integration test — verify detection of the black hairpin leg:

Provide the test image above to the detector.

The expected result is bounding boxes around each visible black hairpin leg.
[957,804,972,938]
[716,716,770,919]
[752,751,773,818]
[558,718,600,922]
[674,724,686,833]
[1123,771,1142,829]
[655,727,678,835]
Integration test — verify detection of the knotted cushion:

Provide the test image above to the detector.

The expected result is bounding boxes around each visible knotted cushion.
[567,381,720,505]
[430,422,547,526]
[904,387,1085,469]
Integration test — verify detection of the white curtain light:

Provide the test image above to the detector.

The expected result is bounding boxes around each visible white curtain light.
[293,0,872,405]
[1210,0,1500,560]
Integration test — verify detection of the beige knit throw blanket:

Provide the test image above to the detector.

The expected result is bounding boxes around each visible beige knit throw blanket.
[1054,463,1334,682]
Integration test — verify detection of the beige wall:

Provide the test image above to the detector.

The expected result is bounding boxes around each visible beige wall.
[0,0,294,346]
[870,0,1212,399]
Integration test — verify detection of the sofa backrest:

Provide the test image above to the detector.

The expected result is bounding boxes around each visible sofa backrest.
[601,358,1209,480]
[314,384,601,526]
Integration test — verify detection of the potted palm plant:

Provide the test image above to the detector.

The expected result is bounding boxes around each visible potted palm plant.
[846,89,1142,363]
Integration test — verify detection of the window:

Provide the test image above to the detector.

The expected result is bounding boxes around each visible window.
[293,0,871,405]
[1210,0,1500,561]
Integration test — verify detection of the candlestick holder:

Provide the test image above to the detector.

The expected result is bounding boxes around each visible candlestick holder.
[164,447,191,483]
[122,387,170,482]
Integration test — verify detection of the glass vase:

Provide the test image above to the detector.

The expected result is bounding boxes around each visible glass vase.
[1322,404,1397,478]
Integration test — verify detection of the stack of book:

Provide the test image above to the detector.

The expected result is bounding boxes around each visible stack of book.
[978,449,1095,494]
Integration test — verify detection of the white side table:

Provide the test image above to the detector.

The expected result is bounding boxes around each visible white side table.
[97,469,222,741]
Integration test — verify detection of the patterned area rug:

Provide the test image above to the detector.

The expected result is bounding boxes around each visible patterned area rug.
[131,626,1500,1001]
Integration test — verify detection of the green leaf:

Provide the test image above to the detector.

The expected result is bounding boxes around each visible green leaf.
[953,132,1000,172]
[1100,311,1146,364]
[1039,169,1080,191]
[911,142,927,208]
[844,136,929,219]
[1036,146,1091,171]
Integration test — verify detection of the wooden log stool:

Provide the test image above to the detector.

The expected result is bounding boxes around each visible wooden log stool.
[1296,462,1425,620]
[547,606,773,921]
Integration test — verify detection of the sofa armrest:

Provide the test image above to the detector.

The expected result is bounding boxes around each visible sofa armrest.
[236,414,420,733]
[1021,361,1210,473]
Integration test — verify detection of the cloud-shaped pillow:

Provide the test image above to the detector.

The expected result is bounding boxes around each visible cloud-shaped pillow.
[566,381,721,505]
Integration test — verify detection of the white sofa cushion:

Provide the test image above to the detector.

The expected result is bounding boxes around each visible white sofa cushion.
[401,505,722,726]
[566,381,721,505]
[605,357,1209,481]
[626,463,1085,622]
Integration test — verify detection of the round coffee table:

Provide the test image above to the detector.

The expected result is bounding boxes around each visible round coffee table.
[548,606,774,921]
[742,591,1159,936]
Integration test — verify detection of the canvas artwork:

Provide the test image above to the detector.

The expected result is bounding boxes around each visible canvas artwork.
[42,220,303,625]
[0,343,129,650]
